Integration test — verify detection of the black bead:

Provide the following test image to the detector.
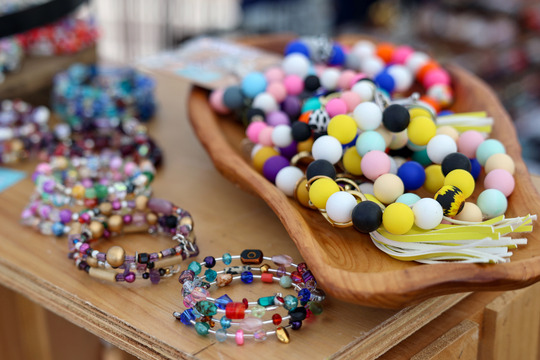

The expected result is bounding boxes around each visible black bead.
[382,104,410,133]
[304,75,321,92]
[126,182,135,194]
[142,273,149,279]
[84,265,90,273]
[159,268,166,276]
[441,152,472,176]
[138,253,149,263]
[165,215,178,228]
[246,108,265,123]
[306,159,336,180]
[288,306,307,321]
[352,201,383,233]
[148,262,155,269]
[291,121,312,142]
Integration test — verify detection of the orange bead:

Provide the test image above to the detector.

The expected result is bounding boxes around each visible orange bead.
[225,302,246,319]
[419,95,441,114]
[376,43,395,63]
[417,61,439,82]
[261,272,274,283]
[298,111,312,124]
[72,184,85,199]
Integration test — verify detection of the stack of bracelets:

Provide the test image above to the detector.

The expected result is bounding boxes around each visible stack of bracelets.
[209,37,536,264]
[174,249,325,345]
[0,37,24,83]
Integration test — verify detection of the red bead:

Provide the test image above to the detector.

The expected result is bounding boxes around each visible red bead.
[225,302,245,320]
[242,298,249,309]
[290,270,303,283]
[261,272,274,283]
[272,313,282,325]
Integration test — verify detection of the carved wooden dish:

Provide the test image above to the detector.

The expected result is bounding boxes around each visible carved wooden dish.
[188,35,540,308]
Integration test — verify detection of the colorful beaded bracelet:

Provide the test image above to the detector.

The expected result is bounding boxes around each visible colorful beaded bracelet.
[0,37,24,83]
[68,197,198,284]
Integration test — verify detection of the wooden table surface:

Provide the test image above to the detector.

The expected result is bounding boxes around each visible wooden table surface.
[0,70,537,360]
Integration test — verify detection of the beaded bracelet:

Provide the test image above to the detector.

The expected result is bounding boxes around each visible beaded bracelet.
[0,37,24,83]
[174,250,325,344]
[68,197,198,284]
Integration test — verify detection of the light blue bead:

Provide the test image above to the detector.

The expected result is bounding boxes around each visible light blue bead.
[477,189,507,218]
[356,131,386,156]
[215,329,228,342]
[220,316,231,329]
[283,295,298,311]
[52,222,64,237]
[476,139,506,166]
[279,276,292,289]
[396,193,421,207]
[188,261,202,275]
[222,253,232,265]
[241,72,267,98]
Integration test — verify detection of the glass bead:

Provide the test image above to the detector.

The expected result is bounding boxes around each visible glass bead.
[183,294,196,308]
[222,253,232,265]
[289,306,307,321]
[216,273,233,287]
[242,298,249,309]
[191,287,210,301]
[298,262,308,274]
[204,256,216,268]
[290,320,302,330]
[279,276,292,289]
[298,288,311,302]
[309,302,323,315]
[215,329,228,342]
[283,295,298,311]
[204,269,217,282]
[240,317,263,332]
[194,300,217,316]
[220,316,232,329]
[195,322,210,336]
[272,313,282,325]
[276,327,290,344]
[253,329,267,342]
[251,305,266,318]
[215,294,233,310]
[52,222,64,236]
[240,271,253,284]
[290,270,303,283]
[257,296,274,307]
[276,265,286,278]
[188,261,202,275]
[235,329,244,346]
[180,309,196,326]
[225,302,245,319]
[272,254,293,267]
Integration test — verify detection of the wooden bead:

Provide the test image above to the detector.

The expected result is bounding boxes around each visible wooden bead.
[106,246,125,268]
[135,195,149,211]
[146,212,158,225]
[69,222,82,235]
[99,202,113,216]
[108,214,123,232]
[153,256,183,268]
[89,221,104,239]
[179,216,193,228]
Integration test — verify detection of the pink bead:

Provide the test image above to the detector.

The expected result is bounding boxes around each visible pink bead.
[272,254,293,266]
[257,126,274,146]
[148,198,173,214]
[266,82,287,103]
[110,157,123,170]
[36,162,52,175]
[423,68,451,88]
[391,46,414,64]
[361,150,391,181]
[240,317,263,332]
[209,88,230,114]
[325,98,348,117]
[235,329,244,345]
[283,75,304,95]
[349,73,367,88]
[265,66,285,83]
[457,130,485,158]
[246,121,267,143]
[81,179,93,188]
[340,91,362,112]
[484,169,515,197]
[124,162,137,176]
[337,69,356,90]
[125,272,136,283]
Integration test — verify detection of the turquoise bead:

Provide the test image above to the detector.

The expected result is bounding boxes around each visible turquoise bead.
[195,300,217,316]
[476,139,506,166]
[188,261,202,275]
[220,316,231,329]
[215,328,228,342]
[477,189,507,218]
[283,295,298,311]
[279,275,292,289]
[222,253,232,265]
[257,296,275,307]
[195,322,210,336]
[205,269,217,282]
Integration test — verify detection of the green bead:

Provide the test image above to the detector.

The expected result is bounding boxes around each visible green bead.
[195,322,210,336]
[94,184,108,200]
[283,295,298,311]
[143,171,154,184]
[251,305,266,318]
[412,148,432,166]
[257,296,275,307]
[279,275,292,289]
[205,269,217,282]
[309,302,323,315]
[188,261,202,275]
[84,187,96,199]
[195,300,217,316]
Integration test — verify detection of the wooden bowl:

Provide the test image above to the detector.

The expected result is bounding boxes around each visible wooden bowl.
[188,35,540,308]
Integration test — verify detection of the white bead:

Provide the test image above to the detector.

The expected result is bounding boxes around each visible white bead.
[351,81,375,102]
[413,198,443,230]
[275,166,304,197]
[361,57,384,78]
[351,40,376,60]
[271,125,293,148]
[389,157,398,175]
[282,53,310,78]
[252,92,278,113]
[311,135,343,164]
[325,191,357,223]
[406,52,429,75]
[387,65,413,93]
[33,106,50,124]
[359,182,374,195]
[0,127,14,141]
[353,102,382,130]
[426,134,457,164]
[320,68,341,91]
[92,250,99,258]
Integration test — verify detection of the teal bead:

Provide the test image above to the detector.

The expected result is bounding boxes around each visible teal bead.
[301,97,321,113]
[257,296,275,307]
[205,269,217,282]
[476,139,506,166]
[220,316,231,329]
[356,130,386,156]
[407,140,427,152]
[194,300,217,316]
[412,148,432,166]
[283,295,298,311]
[215,328,228,342]
[309,302,323,315]
[188,261,202,275]
[222,253,232,265]
[195,322,210,336]
[477,189,507,218]
[396,193,421,207]
[279,275,292,289]
[251,305,266,318]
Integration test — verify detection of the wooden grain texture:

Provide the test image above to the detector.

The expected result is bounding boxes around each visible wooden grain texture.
[187,34,540,308]
[411,320,479,360]
[0,71,466,360]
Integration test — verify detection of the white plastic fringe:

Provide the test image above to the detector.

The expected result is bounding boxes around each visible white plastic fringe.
[370,214,536,264]
[436,112,494,134]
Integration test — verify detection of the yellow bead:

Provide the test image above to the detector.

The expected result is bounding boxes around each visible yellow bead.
[409,107,432,119]
[297,138,313,153]
[407,116,436,146]
[342,147,363,176]
[252,147,279,173]
[436,125,459,142]
[373,174,404,204]
[444,169,475,198]
[295,178,311,208]
[106,246,125,268]
[435,185,465,217]
[327,114,357,144]
[260,264,270,273]
[365,194,385,210]
[382,203,414,235]
[308,178,340,209]
[485,153,515,175]
[99,202,112,216]
[72,184,85,200]
[276,327,290,344]
[424,164,445,194]
[454,202,483,222]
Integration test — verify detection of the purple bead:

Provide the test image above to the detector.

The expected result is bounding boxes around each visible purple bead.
[38,204,52,219]
[125,272,136,283]
[112,200,121,210]
[127,200,136,208]
[79,212,91,223]
[81,179,93,188]
[290,320,302,330]
[21,208,33,219]
[276,265,286,278]
[123,214,132,225]
[297,262,308,274]
[279,141,298,160]
[266,110,290,126]
[79,243,90,253]
[179,269,195,284]
[115,273,125,282]
[204,256,216,268]
[162,248,173,257]
[179,225,190,237]
[149,269,160,284]
[262,155,289,183]
[132,213,145,225]
[281,95,301,118]
[59,209,72,224]
[103,229,111,238]
[97,252,106,261]
[148,198,173,215]
[78,261,88,270]
[43,179,56,194]
[125,255,135,262]
[149,253,159,261]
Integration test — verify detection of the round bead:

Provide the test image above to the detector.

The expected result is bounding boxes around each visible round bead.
[361,56,385,77]
[454,202,483,222]
[279,275,293,288]
[272,313,282,325]
[240,271,254,284]
[436,125,460,142]
[220,316,232,329]
[326,191,358,223]
[283,74,304,96]
[107,214,123,232]
[427,84,453,108]
[444,169,475,198]
[485,153,515,175]
[304,74,320,91]
[476,139,506,166]
[355,130,386,156]
[424,164,445,193]
[241,72,267,98]
[325,98,348,117]
[484,169,515,197]
[388,129,408,150]
[106,246,125,268]
[257,126,274,146]
[89,221,104,239]
[252,92,278,113]
[353,102,383,131]
[407,116,436,146]
[434,185,466,217]
[262,155,289,183]
[396,193,421,206]
[406,51,430,74]
[251,305,266,318]
[222,253,232,265]
[382,104,410,133]
[195,322,210,336]
[382,202,414,235]
[441,153,472,176]
[308,178,340,209]
[246,121,266,143]
[412,198,443,230]
[397,161,426,190]
[340,91,362,112]
[387,64,413,92]
[276,166,304,197]
[327,115,357,144]
[188,261,202,275]
[457,130,485,158]
[351,201,383,233]
[320,68,341,90]
[351,80,375,101]
[470,158,481,180]
[311,135,343,164]
[291,121,311,142]
[426,134,457,164]
[306,159,336,180]
[283,295,298,311]
[282,53,310,78]
[342,146,363,176]
[267,111,289,126]
[373,174,404,204]
[215,329,228,342]
[266,82,287,103]
[360,150,391,181]
[477,189,508,219]
[252,146,279,173]
[295,178,311,208]
[223,86,244,110]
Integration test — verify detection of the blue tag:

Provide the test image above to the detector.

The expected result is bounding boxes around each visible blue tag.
[0,167,26,193]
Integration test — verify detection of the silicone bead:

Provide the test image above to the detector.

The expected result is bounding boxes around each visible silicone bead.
[444,169,475,198]
[457,130,485,158]
[476,139,506,166]
[252,147,279,173]
[407,116,436,146]
[454,202,483,222]
[355,130,386,156]
[271,125,293,148]
[485,153,515,175]
[308,178,340,209]
[382,104,410,133]
[360,150,391,181]
[241,72,267,98]
[325,191,358,223]
[373,174,404,204]
[342,146,363,176]
[477,189,507,218]
[387,64,413,92]
[282,53,310,78]
[320,68,340,90]
[275,166,304,196]
[325,98,348,117]
[396,193,421,206]
[424,164,445,193]
[484,169,515,197]
[311,135,343,164]
[382,203,414,235]
[435,185,466,216]
[252,92,278,113]
[351,80,375,101]
[441,153,472,176]
[327,114,357,144]
[397,161,426,190]
[351,201,383,233]
[306,159,336,180]
[426,134,457,164]
[412,198,443,230]
[262,155,289,183]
